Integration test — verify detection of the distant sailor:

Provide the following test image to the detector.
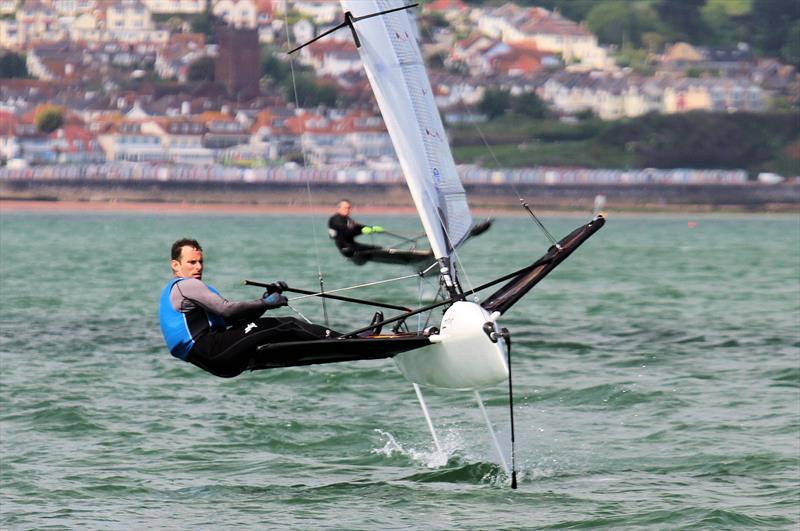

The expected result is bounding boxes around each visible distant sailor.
[159,238,339,378]
[328,199,385,265]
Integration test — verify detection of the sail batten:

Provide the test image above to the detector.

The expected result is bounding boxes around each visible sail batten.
[340,0,472,281]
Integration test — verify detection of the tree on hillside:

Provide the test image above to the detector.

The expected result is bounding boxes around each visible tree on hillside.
[701,0,741,46]
[190,0,217,42]
[585,1,661,48]
[0,52,28,78]
[521,0,596,22]
[261,46,314,86]
[35,106,64,133]
[512,92,546,119]
[479,89,511,120]
[261,47,290,84]
[654,0,708,43]
[599,112,799,171]
[187,56,215,82]
[748,0,800,58]
[782,20,800,68]
[284,74,337,107]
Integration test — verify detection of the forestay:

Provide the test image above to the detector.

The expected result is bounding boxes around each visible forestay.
[340,0,471,288]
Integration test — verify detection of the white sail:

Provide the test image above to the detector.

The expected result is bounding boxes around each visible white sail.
[336,0,507,391]
[340,0,472,279]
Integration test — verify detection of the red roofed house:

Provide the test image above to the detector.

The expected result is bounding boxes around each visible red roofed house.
[480,4,612,70]
[424,0,469,20]
[2,109,101,164]
[26,43,89,82]
[488,43,544,77]
[250,107,302,161]
[451,33,500,75]
[49,125,106,163]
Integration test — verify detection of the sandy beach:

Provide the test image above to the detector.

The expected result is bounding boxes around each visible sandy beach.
[1,198,796,217]
[0,199,413,215]
[0,199,500,216]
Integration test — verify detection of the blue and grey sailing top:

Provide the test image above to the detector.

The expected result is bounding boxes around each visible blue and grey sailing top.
[159,278,267,360]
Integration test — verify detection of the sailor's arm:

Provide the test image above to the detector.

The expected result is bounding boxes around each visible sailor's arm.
[353,219,366,234]
[346,218,366,238]
[173,279,267,320]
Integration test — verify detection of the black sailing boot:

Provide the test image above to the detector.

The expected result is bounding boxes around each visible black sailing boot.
[358,311,384,337]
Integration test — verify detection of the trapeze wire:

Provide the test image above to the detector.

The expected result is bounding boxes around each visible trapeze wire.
[286,272,422,302]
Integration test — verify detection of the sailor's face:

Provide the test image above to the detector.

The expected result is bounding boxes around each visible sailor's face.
[172,246,204,280]
[337,202,352,216]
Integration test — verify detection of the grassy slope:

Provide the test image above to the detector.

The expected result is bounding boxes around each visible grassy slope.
[447,113,799,175]
[453,140,634,169]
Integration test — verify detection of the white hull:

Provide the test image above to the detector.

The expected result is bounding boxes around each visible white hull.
[394,302,508,390]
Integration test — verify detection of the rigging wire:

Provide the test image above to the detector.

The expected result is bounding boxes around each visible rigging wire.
[416,274,424,332]
[412,5,560,250]
[286,303,314,324]
[283,8,329,325]
[464,110,559,247]
[286,272,421,302]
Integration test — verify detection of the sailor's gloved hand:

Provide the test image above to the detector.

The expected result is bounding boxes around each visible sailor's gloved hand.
[262,292,288,309]
[263,280,288,294]
[361,226,384,235]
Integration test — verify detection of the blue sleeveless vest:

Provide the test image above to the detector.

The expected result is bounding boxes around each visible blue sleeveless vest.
[159,278,225,360]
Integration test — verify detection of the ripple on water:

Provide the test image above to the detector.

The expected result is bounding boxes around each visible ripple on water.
[1,213,799,529]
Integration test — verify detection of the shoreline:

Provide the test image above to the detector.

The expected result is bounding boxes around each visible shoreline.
[0,198,546,216]
[2,179,799,215]
[1,198,797,218]
[0,199,466,216]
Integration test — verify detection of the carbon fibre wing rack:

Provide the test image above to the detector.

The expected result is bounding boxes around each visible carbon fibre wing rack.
[478,215,605,315]
[249,334,431,370]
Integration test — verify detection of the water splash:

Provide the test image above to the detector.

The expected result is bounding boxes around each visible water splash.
[373,428,474,469]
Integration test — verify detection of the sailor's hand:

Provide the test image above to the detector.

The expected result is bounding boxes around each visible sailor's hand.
[362,226,384,235]
[264,280,288,294]
[262,292,288,309]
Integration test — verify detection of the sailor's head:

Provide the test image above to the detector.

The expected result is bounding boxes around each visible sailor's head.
[336,199,352,217]
[171,238,204,280]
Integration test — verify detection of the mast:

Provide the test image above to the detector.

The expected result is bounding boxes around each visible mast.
[339,0,472,295]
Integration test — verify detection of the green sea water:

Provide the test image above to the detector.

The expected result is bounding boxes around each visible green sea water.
[1,210,798,529]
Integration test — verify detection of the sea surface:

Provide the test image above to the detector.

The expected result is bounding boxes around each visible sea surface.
[1,209,798,529]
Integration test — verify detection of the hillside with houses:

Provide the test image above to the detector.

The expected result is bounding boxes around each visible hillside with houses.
[0,0,798,184]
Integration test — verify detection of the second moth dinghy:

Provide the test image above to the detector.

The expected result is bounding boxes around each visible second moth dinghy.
[332,218,494,268]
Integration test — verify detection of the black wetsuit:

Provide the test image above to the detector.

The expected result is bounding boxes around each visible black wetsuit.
[159,278,336,378]
[327,214,381,264]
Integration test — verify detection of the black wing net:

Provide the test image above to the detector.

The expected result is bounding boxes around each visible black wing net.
[480,216,605,315]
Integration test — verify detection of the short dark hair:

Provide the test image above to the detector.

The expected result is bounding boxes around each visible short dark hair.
[171,238,202,260]
[337,199,352,206]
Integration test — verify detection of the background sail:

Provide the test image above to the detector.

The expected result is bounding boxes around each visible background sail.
[340,0,472,264]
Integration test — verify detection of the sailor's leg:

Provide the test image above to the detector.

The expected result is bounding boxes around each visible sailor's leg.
[350,243,383,265]
[193,317,338,376]
[413,383,443,455]
[475,390,510,475]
